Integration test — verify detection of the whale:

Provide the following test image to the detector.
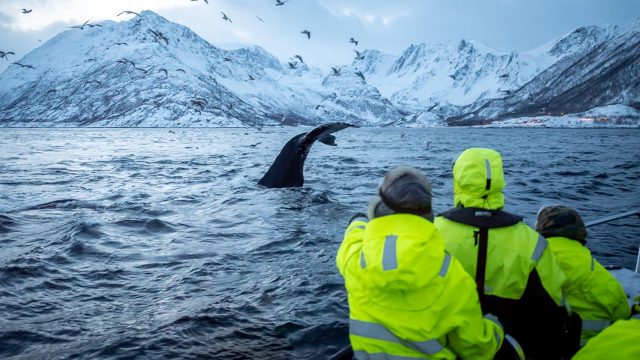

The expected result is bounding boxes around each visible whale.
[258,122,356,188]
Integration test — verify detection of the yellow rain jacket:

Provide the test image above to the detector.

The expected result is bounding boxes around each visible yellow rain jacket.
[337,214,503,359]
[435,148,566,303]
[572,317,640,360]
[434,148,574,359]
[547,236,630,343]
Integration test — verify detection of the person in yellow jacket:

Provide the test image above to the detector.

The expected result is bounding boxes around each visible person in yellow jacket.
[571,316,640,359]
[336,166,509,360]
[536,205,631,344]
[434,148,580,359]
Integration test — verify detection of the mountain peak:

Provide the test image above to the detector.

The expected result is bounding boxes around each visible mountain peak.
[547,24,617,57]
[138,10,167,21]
[1,15,637,128]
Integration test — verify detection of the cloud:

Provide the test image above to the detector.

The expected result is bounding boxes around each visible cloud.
[231,29,253,42]
[316,0,417,27]
[0,0,191,31]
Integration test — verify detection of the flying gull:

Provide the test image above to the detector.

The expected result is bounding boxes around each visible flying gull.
[12,62,35,69]
[117,10,140,17]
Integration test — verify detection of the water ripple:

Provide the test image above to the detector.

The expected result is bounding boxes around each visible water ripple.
[0,128,638,359]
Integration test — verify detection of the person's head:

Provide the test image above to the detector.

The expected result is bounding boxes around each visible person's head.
[536,205,588,244]
[453,148,506,210]
[368,166,433,220]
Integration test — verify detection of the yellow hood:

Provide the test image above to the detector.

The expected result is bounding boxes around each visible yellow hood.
[453,148,506,210]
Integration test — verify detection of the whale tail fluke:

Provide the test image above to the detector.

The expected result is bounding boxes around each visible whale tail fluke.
[318,134,337,146]
[258,122,357,188]
[299,122,356,149]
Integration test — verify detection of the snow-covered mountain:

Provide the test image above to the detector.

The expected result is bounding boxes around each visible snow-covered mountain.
[0,11,637,127]
[448,23,639,125]
[341,24,625,124]
[0,11,400,127]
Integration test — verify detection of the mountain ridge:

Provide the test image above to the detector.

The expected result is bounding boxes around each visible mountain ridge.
[0,11,637,127]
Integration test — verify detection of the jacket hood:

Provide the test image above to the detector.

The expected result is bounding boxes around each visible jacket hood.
[453,148,506,210]
[355,214,447,310]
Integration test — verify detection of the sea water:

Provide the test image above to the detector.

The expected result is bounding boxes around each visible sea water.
[1,127,639,359]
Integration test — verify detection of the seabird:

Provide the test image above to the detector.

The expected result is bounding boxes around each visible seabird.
[349,37,359,46]
[223,57,232,62]
[293,55,304,63]
[355,71,365,82]
[0,51,15,61]
[115,42,128,46]
[331,67,341,76]
[149,29,169,45]
[301,30,311,39]
[275,0,290,6]
[158,68,168,77]
[248,74,255,80]
[176,68,186,73]
[70,20,91,30]
[191,98,207,110]
[117,10,140,17]
[21,8,32,14]
[288,61,298,69]
[221,11,232,23]
[12,62,35,69]
[117,58,135,67]
[256,16,264,22]
[134,66,148,74]
[354,50,364,60]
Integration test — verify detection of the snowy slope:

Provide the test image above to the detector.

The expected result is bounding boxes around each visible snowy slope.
[0,11,637,127]
[450,23,640,125]
[0,11,400,127]
[335,24,624,124]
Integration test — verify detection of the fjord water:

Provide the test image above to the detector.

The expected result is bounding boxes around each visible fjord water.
[1,127,639,359]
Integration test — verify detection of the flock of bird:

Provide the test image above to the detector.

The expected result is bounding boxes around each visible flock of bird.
[210,0,366,79]
[3,0,369,116]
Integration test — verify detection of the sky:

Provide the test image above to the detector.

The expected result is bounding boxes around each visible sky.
[0,0,639,73]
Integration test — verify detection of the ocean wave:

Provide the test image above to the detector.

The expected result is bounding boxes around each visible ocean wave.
[1,128,638,359]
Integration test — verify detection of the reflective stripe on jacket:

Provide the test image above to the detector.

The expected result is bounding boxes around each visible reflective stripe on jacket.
[434,216,565,303]
[337,214,503,359]
[546,236,630,343]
